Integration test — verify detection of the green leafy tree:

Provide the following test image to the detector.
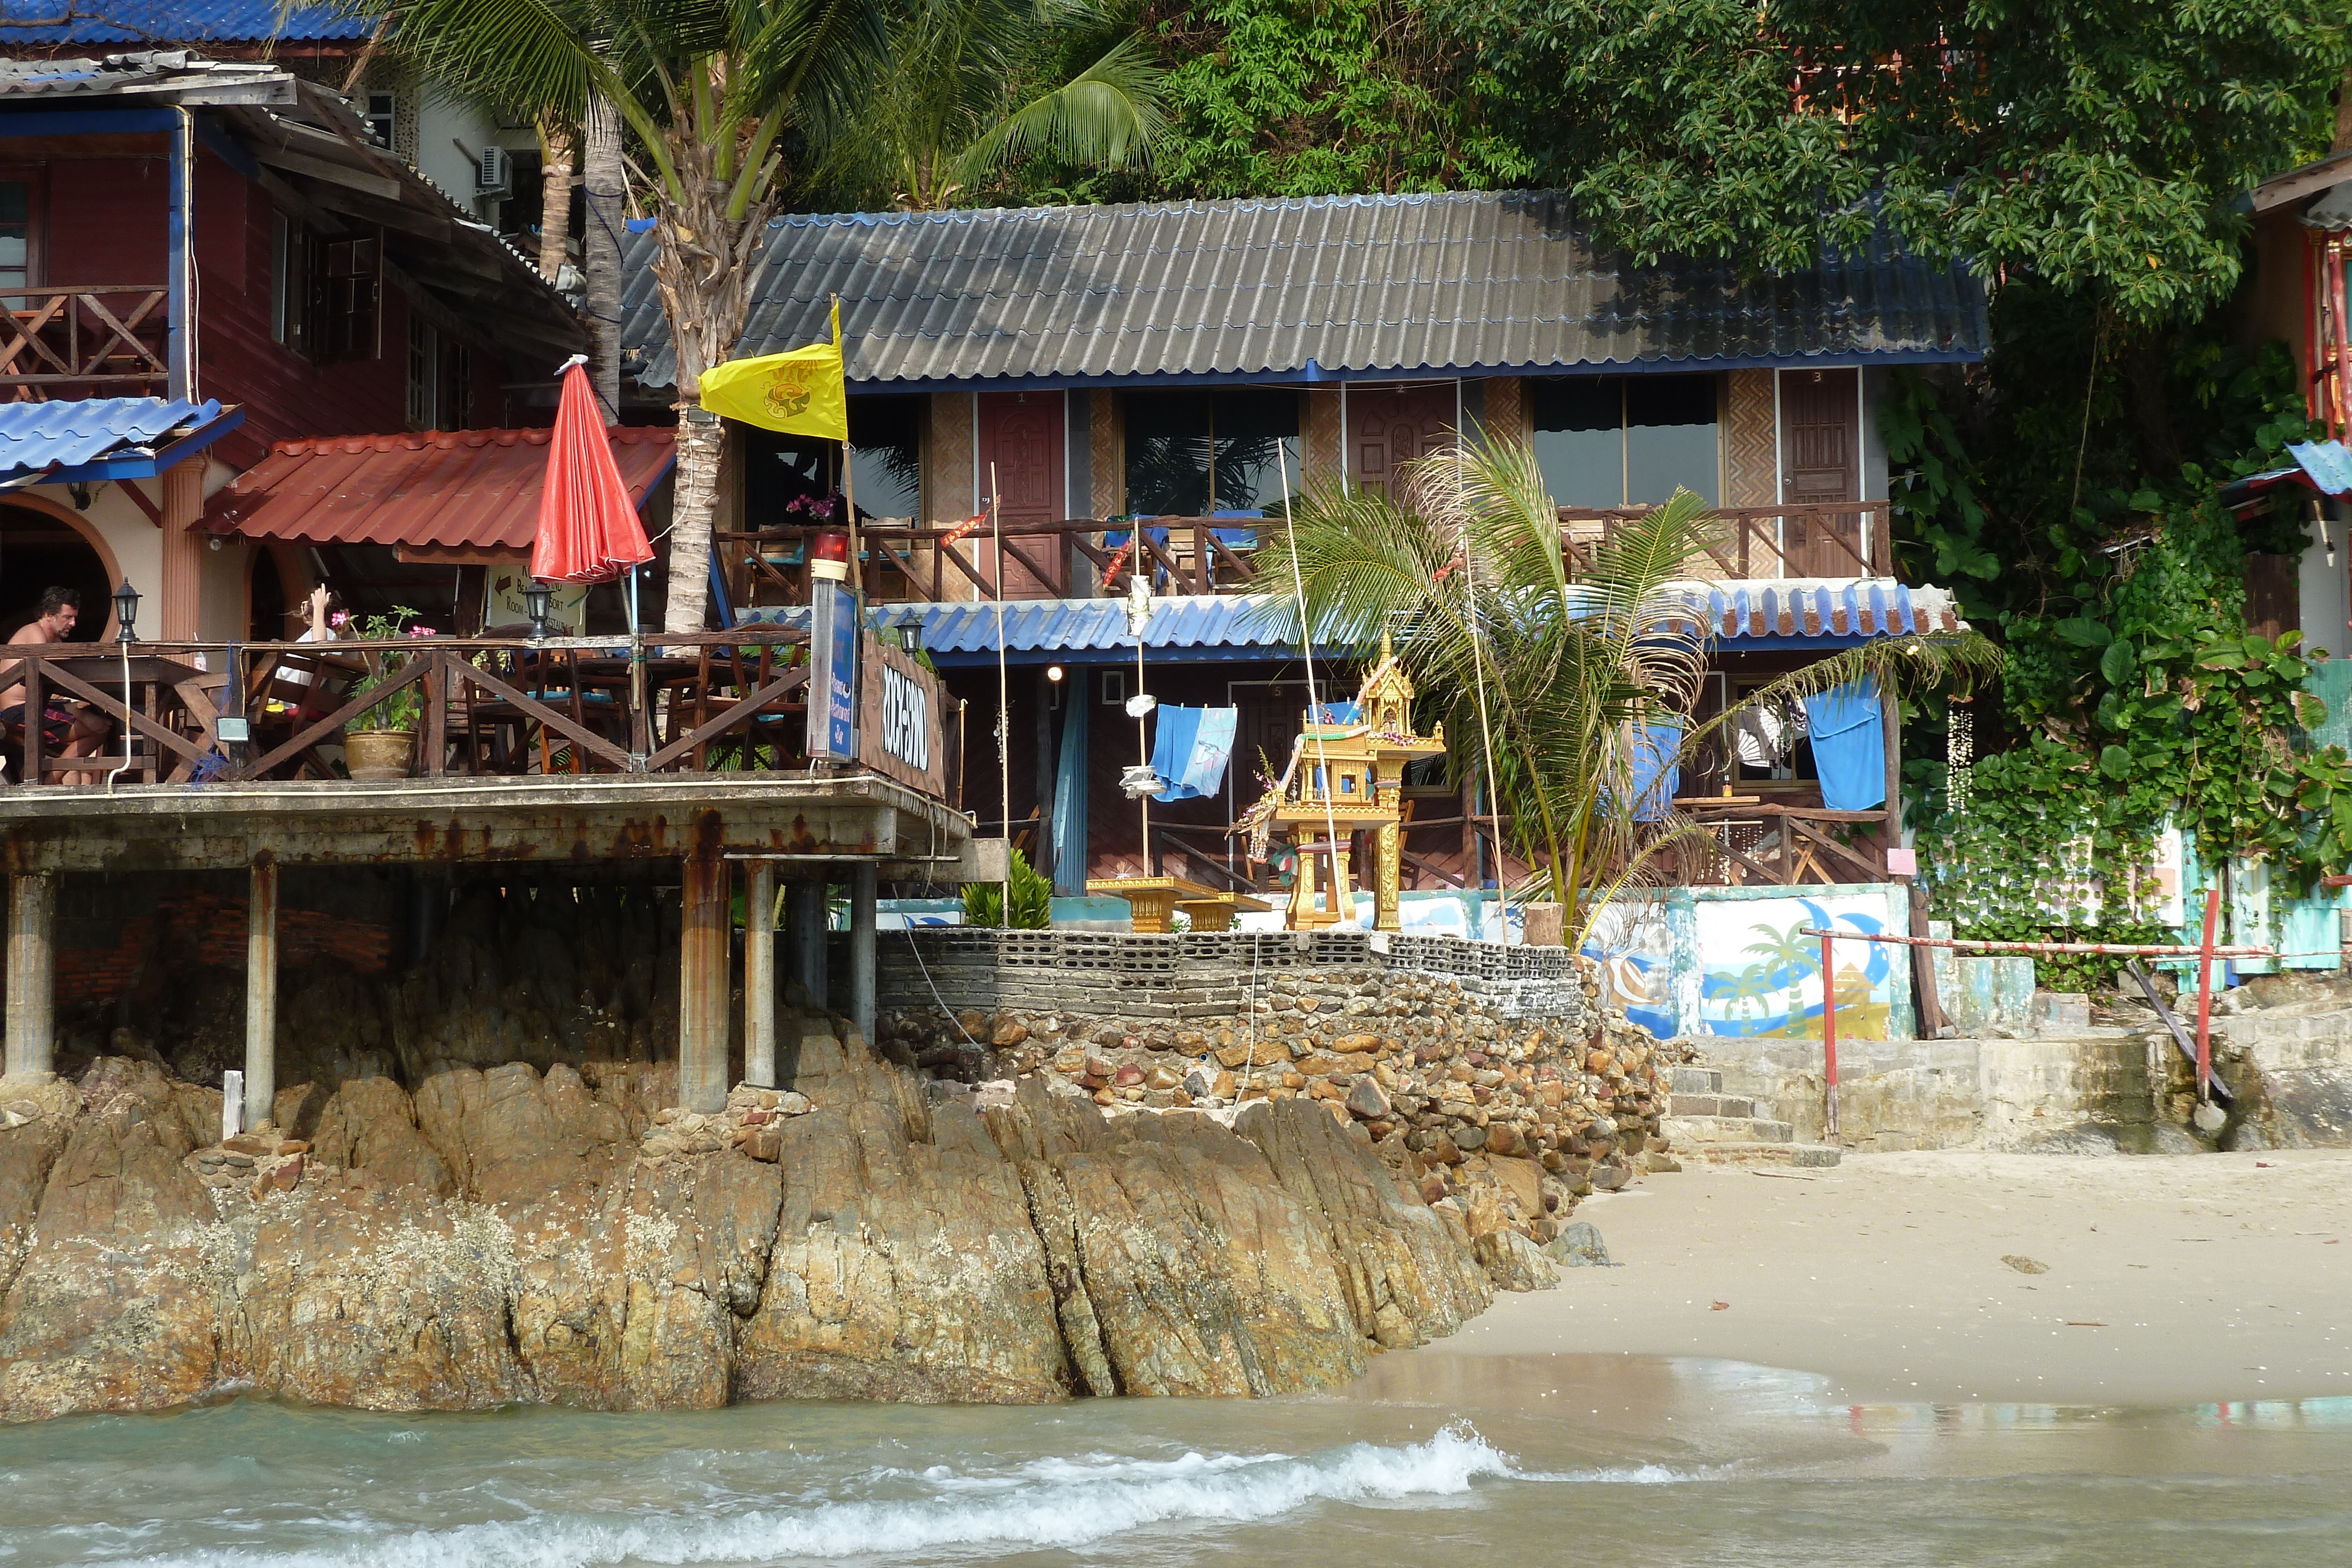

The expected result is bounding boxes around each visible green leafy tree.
[813,0,1166,212]
[1254,441,1999,946]
[1430,0,2351,321]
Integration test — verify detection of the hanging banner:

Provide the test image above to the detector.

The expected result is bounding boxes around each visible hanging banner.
[858,630,947,796]
[807,580,858,761]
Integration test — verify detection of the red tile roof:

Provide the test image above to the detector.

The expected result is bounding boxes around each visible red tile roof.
[203,427,677,557]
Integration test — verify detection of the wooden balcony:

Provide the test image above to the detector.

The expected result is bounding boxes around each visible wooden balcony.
[718,517,1263,609]
[0,285,171,397]
[0,628,959,802]
[1559,501,1894,579]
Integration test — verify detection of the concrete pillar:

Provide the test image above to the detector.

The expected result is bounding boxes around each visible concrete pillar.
[245,860,279,1129]
[4,872,57,1082]
[848,862,877,1045]
[790,880,828,1012]
[158,458,206,641]
[679,849,730,1113]
[744,859,777,1086]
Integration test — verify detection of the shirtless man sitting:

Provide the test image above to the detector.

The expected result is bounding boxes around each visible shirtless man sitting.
[1,587,112,781]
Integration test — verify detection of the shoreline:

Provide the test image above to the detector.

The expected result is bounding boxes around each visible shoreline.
[1385,1148,2352,1408]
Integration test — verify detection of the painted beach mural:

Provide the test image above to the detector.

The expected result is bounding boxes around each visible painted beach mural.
[1695,894,1897,1039]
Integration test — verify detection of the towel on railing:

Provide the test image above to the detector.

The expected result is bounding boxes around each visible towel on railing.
[1148,705,1237,801]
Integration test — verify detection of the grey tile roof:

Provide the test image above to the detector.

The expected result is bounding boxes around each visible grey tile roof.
[0,49,292,103]
[622,189,1988,392]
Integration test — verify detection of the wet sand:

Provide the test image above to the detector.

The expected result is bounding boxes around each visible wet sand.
[1418,1149,2352,1406]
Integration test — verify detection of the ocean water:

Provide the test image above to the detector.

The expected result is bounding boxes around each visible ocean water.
[4,1353,2350,1567]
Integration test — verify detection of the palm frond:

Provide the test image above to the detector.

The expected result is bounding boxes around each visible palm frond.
[951,32,1165,185]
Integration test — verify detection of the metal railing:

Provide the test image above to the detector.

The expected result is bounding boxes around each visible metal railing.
[0,627,960,790]
[0,285,171,394]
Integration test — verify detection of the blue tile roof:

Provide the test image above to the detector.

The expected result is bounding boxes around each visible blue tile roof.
[0,3,368,42]
[0,396,221,477]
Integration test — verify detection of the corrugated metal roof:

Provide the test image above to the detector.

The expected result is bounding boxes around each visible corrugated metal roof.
[0,48,289,98]
[741,579,1959,663]
[0,395,219,476]
[623,190,1988,391]
[204,427,677,554]
[0,4,366,44]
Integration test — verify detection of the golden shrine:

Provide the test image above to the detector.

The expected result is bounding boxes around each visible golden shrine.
[1244,637,1446,930]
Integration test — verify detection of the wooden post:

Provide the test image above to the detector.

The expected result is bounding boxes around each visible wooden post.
[849,862,877,1045]
[744,859,777,1086]
[679,846,730,1113]
[1820,928,1840,1144]
[245,858,279,1130]
[159,458,206,641]
[4,872,57,1082]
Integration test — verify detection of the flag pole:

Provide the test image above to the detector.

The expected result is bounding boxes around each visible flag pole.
[990,462,1010,914]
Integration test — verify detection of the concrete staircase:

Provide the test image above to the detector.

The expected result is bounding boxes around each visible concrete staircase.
[1661,1066,1842,1168]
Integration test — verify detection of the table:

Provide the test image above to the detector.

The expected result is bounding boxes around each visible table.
[1087,875,1268,934]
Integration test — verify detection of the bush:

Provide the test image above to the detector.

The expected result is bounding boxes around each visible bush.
[963,846,1053,928]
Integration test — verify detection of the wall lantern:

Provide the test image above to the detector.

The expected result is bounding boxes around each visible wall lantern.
[523,579,554,641]
[112,579,139,643]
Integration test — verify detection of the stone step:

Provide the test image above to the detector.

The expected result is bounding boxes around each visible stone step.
[1676,1141,1843,1169]
[1661,1113,1794,1145]
[1666,1092,1759,1118]
[1669,1066,1723,1095]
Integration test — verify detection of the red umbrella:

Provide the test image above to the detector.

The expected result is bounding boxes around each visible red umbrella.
[532,356,654,585]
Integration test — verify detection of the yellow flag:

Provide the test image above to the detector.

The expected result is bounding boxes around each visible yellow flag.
[699,299,847,440]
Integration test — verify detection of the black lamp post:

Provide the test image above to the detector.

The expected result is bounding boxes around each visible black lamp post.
[112,579,139,643]
[523,579,553,641]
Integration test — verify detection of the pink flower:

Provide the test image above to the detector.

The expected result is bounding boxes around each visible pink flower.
[329,610,351,628]
[407,626,437,637]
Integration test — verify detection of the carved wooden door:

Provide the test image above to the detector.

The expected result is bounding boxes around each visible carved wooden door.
[1778,367,1863,576]
[1348,383,1457,498]
[977,391,1067,596]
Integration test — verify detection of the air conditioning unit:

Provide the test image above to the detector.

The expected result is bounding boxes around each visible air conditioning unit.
[476,144,511,195]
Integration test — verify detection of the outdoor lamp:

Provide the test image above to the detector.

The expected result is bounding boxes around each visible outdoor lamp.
[1046,664,1064,683]
[112,579,139,643]
[523,579,554,640]
[897,606,925,656]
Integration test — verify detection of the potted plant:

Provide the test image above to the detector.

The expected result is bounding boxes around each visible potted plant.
[344,608,435,780]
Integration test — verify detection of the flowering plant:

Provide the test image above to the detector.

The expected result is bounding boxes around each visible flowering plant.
[784,493,837,520]
[349,606,435,731]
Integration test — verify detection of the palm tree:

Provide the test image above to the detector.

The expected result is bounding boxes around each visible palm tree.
[1255,438,2001,950]
[329,0,889,632]
[814,0,1164,212]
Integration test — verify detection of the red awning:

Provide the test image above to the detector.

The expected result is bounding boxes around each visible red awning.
[204,427,677,559]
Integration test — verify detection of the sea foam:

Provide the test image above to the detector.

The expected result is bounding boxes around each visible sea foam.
[121,1426,1531,1568]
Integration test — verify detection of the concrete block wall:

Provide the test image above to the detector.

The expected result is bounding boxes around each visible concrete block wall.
[870,928,1587,1029]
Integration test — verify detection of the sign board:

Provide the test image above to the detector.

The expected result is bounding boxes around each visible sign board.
[806,581,858,761]
[485,567,590,633]
[858,630,948,796]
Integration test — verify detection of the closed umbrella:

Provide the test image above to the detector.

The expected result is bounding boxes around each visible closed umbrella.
[532,355,653,587]
[532,355,656,761]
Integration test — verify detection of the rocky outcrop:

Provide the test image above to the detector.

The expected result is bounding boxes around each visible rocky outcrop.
[0,1017,1541,1423]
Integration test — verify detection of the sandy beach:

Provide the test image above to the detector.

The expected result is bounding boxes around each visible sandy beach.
[1406,1149,2352,1407]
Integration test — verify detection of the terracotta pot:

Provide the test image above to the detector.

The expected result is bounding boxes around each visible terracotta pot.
[344,728,415,781]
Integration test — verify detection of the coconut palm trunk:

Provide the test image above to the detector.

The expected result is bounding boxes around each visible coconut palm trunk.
[535,117,573,283]
[582,92,624,423]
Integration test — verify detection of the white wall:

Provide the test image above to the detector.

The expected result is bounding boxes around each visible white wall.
[2299,499,2352,661]
[413,87,539,228]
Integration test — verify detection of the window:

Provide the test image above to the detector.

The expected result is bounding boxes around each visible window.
[1123,389,1300,516]
[406,316,472,430]
[0,180,31,300]
[1530,374,1720,507]
[309,233,381,363]
[741,394,923,523]
[364,92,397,149]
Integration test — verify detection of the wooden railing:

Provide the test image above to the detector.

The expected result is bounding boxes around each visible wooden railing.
[0,285,171,395]
[1558,501,1895,580]
[0,628,972,793]
[717,517,1263,608]
[1673,801,1889,886]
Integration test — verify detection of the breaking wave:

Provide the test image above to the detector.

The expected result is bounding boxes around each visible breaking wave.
[124,1425,1558,1567]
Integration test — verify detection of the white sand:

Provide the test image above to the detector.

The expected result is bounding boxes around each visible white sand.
[1426,1149,2352,1406]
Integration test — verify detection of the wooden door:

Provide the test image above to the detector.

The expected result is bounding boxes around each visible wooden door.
[1348,383,1458,498]
[1779,367,1863,576]
[977,390,1067,596]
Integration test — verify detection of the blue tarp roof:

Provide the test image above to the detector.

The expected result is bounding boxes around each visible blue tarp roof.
[0,3,367,42]
[740,580,1959,665]
[0,396,223,479]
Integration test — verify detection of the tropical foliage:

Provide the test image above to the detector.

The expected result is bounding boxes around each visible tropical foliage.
[1254,440,2001,946]
[963,846,1054,928]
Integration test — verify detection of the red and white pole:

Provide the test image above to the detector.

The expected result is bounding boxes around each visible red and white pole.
[2194,884,2220,1103]
[1820,929,1840,1144]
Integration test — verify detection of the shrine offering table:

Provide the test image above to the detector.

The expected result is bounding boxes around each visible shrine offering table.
[1087,875,1265,934]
